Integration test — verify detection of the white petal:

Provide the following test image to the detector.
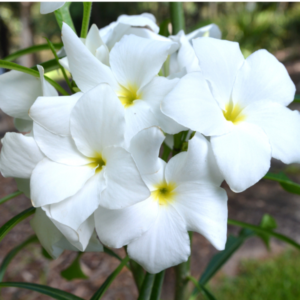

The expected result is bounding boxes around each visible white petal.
[37,65,58,97]
[85,24,104,56]
[110,34,174,90]
[141,76,187,134]
[192,38,244,109]
[161,72,231,136]
[0,70,42,120]
[186,24,222,40]
[0,133,44,178]
[95,196,158,248]
[172,182,227,250]
[30,93,82,136]
[101,146,150,209]
[211,122,271,192]
[165,133,224,186]
[30,158,95,207]
[142,158,166,191]
[95,45,110,66]
[243,101,300,164]
[130,127,165,175]
[62,23,118,92]
[128,206,190,274]
[14,118,32,132]
[33,123,89,166]
[124,100,159,145]
[232,49,296,108]
[40,2,65,14]
[59,57,70,71]
[45,172,105,230]
[70,84,125,157]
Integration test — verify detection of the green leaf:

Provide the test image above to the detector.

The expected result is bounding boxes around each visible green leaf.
[103,246,122,263]
[228,218,300,251]
[198,229,253,287]
[137,272,155,300]
[264,172,300,195]
[150,271,165,300]
[159,19,170,37]
[188,276,217,300]
[55,3,76,32]
[90,256,130,300]
[0,282,83,300]
[257,214,277,249]
[3,43,63,62]
[0,60,69,95]
[31,59,61,73]
[0,191,22,205]
[41,247,53,260]
[81,3,92,38]
[0,207,36,243]
[61,252,88,281]
[294,94,300,103]
[0,235,38,281]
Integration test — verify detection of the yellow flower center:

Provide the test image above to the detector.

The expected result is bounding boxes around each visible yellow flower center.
[88,153,106,173]
[222,101,245,124]
[152,181,177,206]
[117,84,142,108]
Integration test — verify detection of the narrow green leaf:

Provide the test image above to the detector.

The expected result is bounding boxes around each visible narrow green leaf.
[90,256,129,300]
[0,282,83,300]
[0,207,36,243]
[0,191,22,206]
[129,259,145,291]
[0,235,38,281]
[257,214,277,249]
[54,3,76,32]
[264,172,300,195]
[150,271,165,300]
[3,43,63,62]
[81,2,92,38]
[138,272,155,300]
[41,247,53,260]
[294,94,300,103]
[159,19,170,37]
[103,246,123,263]
[31,59,61,73]
[0,60,69,95]
[169,2,185,35]
[188,276,216,300]
[228,218,300,250]
[199,229,253,286]
[61,253,88,281]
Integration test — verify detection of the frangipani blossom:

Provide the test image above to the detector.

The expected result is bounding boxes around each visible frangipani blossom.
[40,2,65,14]
[0,66,57,132]
[0,132,96,251]
[62,23,185,143]
[162,37,300,192]
[169,24,221,75]
[29,83,149,248]
[95,127,227,274]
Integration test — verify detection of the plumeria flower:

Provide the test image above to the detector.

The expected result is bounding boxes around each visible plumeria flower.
[94,127,227,274]
[28,83,149,249]
[168,24,221,75]
[162,37,300,192]
[0,66,57,132]
[31,208,103,258]
[61,23,185,143]
[0,132,96,251]
[40,2,65,14]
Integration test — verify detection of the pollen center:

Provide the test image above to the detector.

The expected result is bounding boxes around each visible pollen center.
[88,153,106,173]
[222,101,245,124]
[152,181,177,206]
[117,84,141,108]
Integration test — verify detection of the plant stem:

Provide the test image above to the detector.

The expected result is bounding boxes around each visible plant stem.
[138,272,155,300]
[81,2,92,38]
[169,2,185,35]
[129,260,145,292]
[150,271,165,300]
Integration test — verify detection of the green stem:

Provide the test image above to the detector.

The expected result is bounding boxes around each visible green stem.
[81,2,92,38]
[169,2,185,35]
[138,272,155,300]
[129,260,145,292]
[0,191,22,206]
[150,271,165,300]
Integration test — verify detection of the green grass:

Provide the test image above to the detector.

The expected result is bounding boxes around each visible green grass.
[208,249,300,300]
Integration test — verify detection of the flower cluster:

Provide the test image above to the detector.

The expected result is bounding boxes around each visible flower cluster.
[0,13,299,274]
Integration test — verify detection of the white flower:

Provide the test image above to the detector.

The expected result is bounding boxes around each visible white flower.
[31,208,103,258]
[61,23,185,143]
[94,127,227,274]
[28,83,149,249]
[40,2,65,14]
[162,37,300,192]
[168,24,221,76]
[0,66,57,132]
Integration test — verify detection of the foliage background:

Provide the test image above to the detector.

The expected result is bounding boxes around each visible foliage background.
[1,2,300,300]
